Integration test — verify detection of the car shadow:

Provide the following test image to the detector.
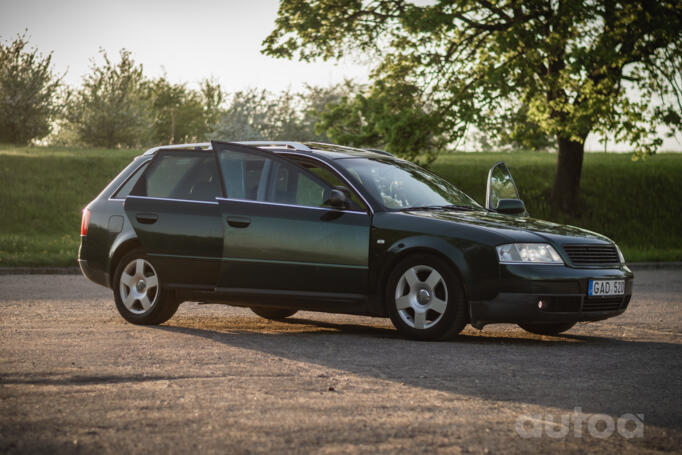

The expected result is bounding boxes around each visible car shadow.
[152,314,682,430]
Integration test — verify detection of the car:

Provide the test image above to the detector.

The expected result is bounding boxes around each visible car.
[79,141,634,340]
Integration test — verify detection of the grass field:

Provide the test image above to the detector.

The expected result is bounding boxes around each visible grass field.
[1,145,681,266]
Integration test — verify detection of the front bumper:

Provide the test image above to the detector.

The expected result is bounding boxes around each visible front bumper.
[469,263,634,329]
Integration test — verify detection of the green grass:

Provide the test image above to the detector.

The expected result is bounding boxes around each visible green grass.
[0,146,139,266]
[1,145,680,266]
[430,151,682,262]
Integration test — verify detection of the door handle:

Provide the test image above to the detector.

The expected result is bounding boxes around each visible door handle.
[135,213,158,224]
[226,216,251,228]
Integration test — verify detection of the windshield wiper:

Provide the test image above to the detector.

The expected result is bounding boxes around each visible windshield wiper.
[440,204,479,211]
[401,204,478,212]
[400,205,446,211]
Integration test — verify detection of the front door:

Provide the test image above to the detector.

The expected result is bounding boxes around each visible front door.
[124,149,224,289]
[211,142,371,299]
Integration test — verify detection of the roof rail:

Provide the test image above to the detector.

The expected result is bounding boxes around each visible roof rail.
[235,141,312,152]
[142,140,314,156]
[364,148,394,157]
[143,142,211,155]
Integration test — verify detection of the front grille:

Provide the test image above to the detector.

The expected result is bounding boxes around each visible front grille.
[583,297,623,312]
[562,244,620,266]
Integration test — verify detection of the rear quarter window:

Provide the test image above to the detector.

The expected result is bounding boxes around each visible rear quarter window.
[112,162,149,199]
[131,152,221,202]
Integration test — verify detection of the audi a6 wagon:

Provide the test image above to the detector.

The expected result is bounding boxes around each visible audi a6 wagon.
[79,141,633,340]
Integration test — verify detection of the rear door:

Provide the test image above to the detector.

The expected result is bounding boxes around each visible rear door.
[124,150,224,289]
[211,141,371,299]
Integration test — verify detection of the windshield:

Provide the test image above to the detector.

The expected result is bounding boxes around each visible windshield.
[337,157,483,210]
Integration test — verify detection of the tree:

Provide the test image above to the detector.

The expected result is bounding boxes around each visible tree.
[67,49,151,148]
[210,88,272,141]
[263,0,682,212]
[0,33,62,144]
[199,78,224,134]
[146,78,202,144]
[299,79,363,141]
[317,76,443,164]
[211,83,360,143]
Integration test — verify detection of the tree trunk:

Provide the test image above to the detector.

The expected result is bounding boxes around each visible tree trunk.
[551,137,585,213]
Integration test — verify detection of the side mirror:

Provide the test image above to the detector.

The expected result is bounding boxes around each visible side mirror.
[326,188,350,209]
[496,198,526,215]
[486,161,528,216]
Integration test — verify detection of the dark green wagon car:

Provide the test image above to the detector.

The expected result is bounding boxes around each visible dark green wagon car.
[79,141,633,340]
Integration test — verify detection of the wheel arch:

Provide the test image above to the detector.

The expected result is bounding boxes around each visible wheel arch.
[107,236,142,288]
[377,237,472,318]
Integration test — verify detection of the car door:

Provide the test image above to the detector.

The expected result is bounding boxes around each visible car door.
[211,141,371,299]
[124,149,224,289]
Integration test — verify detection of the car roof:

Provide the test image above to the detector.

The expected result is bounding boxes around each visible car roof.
[142,141,393,160]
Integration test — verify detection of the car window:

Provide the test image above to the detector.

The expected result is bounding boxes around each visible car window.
[130,152,221,202]
[283,156,367,211]
[113,162,148,199]
[337,157,482,210]
[216,147,364,210]
[264,160,330,207]
[216,150,272,200]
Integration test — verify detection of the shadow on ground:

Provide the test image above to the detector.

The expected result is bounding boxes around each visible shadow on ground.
[153,314,682,431]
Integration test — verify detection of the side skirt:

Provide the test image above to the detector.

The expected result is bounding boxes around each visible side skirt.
[172,286,372,316]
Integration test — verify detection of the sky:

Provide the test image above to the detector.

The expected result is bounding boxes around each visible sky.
[1,0,679,151]
[0,0,371,92]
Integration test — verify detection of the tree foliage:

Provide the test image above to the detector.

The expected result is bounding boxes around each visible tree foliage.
[147,77,223,144]
[67,49,151,148]
[65,50,225,149]
[318,77,442,164]
[263,0,682,211]
[0,33,62,144]
[210,81,361,143]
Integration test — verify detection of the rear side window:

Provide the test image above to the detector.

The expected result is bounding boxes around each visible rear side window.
[131,152,221,202]
[217,150,271,200]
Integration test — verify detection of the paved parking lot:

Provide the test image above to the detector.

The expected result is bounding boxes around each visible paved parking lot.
[1,269,680,454]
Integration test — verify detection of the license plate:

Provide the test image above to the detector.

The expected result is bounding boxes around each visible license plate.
[588,279,625,296]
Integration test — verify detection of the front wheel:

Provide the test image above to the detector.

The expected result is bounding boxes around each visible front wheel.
[113,249,179,325]
[518,321,576,336]
[386,254,467,341]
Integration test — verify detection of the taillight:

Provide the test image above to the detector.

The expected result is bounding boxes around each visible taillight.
[81,208,91,236]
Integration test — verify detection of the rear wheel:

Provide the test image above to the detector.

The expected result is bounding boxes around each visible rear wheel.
[518,321,576,336]
[386,254,466,341]
[250,307,297,320]
[113,249,179,325]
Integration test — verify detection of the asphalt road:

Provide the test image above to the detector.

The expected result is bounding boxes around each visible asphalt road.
[1,269,681,454]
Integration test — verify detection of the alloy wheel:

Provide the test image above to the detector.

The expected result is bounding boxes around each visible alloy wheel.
[394,265,449,330]
[119,258,159,314]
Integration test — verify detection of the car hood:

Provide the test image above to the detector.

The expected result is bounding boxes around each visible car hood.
[404,209,612,245]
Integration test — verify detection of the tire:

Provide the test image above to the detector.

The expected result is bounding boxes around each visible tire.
[250,307,297,320]
[518,321,576,336]
[386,254,467,341]
[113,249,179,325]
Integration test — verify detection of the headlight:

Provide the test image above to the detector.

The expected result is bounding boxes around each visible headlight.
[615,244,625,264]
[496,243,564,264]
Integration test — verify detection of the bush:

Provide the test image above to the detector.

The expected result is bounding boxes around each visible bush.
[0,33,62,144]
[66,49,151,148]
